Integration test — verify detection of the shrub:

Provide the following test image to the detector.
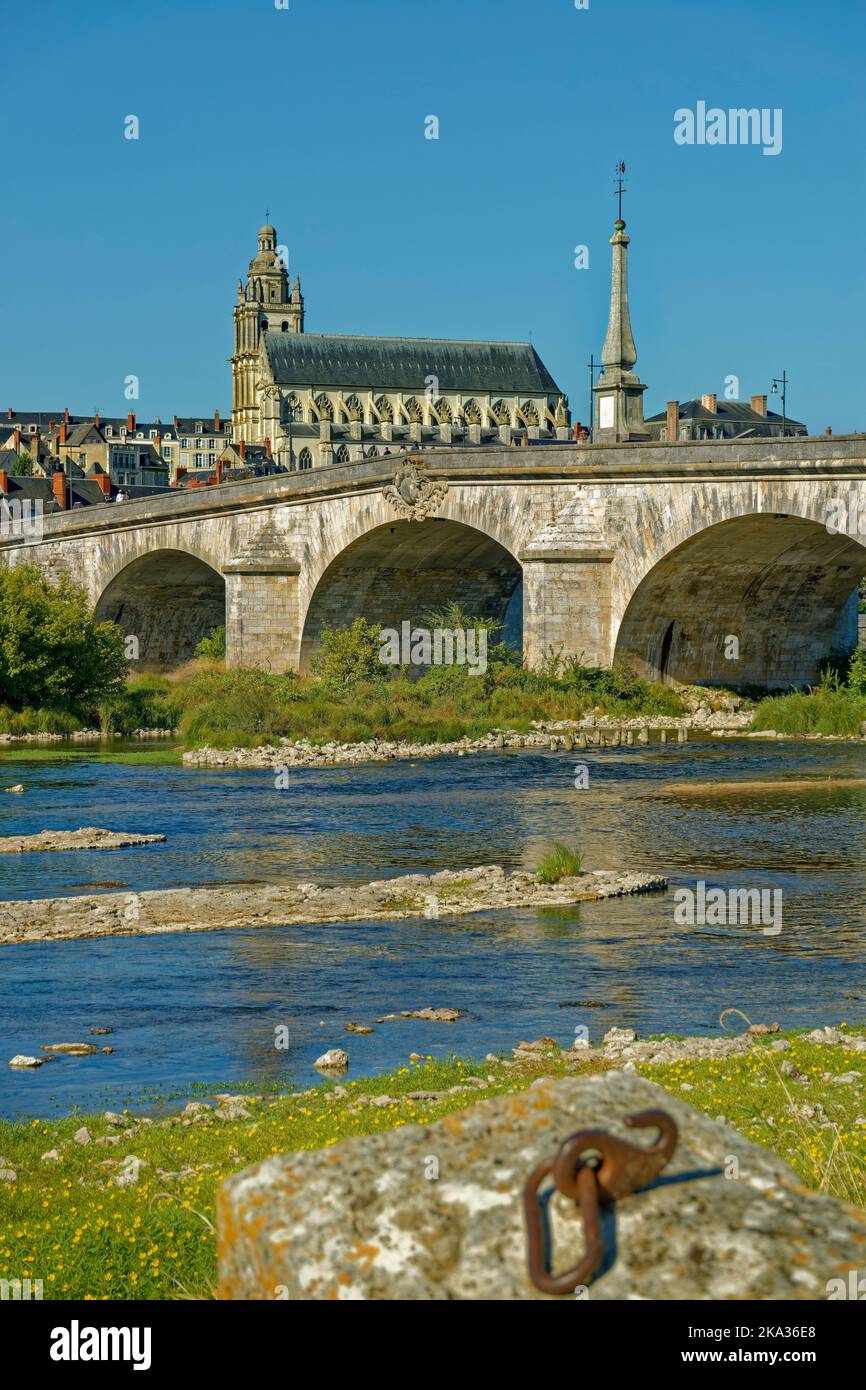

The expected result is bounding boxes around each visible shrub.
[312,618,385,684]
[536,842,583,884]
[194,626,226,661]
[846,645,866,697]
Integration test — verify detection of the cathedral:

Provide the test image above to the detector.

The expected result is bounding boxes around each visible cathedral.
[230,224,571,468]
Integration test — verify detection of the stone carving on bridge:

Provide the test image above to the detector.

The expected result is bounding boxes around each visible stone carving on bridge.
[383,456,447,522]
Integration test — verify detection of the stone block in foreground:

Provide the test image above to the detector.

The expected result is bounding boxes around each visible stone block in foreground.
[216,1073,866,1300]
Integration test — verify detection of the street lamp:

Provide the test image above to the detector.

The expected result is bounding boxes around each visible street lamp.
[771,372,788,438]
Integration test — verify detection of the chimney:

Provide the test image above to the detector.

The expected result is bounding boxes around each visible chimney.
[666,401,679,441]
[51,469,67,510]
[263,436,272,459]
[214,409,220,431]
[215,459,224,484]
[31,428,40,462]
[751,395,767,417]
[239,439,247,461]
[127,412,136,432]
[94,411,100,427]
[95,473,111,497]
[6,407,12,419]
[701,393,717,414]
[64,406,69,423]
[0,469,8,493]
[174,415,180,429]
[13,428,21,451]
[59,422,68,445]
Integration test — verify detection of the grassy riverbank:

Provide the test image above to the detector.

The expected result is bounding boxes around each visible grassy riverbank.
[1,1028,863,1300]
[4,630,866,750]
[1,660,688,749]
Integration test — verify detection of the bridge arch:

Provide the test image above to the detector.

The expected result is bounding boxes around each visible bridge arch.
[613,512,866,688]
[299,517,523,673]
[95,548,226,670]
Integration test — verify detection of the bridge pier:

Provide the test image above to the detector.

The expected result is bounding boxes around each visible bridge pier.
[521,550,614,668]
[224,562,301,674]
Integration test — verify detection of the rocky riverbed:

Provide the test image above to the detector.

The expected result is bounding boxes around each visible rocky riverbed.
[182,712,755,770]
[0,827,166,854]
[0,863,667,946]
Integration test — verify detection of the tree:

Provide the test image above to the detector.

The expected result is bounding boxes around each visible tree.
[12,452,33,477]
[0,564,127,710]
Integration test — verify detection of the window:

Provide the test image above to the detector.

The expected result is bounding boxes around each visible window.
[163,447,173,459]
[281,321,288,332]
[195,422,203,434]
[181,438,189,448]
[335,444,350,463]
[298,447,313,470]
[194,453,203,467]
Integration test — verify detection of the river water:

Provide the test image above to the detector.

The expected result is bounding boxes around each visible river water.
[0,739,864,1119]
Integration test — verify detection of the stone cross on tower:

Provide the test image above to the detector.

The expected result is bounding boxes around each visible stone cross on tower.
[593,164,649,443]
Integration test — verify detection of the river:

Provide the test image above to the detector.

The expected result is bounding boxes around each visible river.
[0,738,864,1119]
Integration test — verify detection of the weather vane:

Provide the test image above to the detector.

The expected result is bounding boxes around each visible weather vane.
[614,161,627,220]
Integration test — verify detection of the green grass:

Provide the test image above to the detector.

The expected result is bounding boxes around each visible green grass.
[751,688,866,737]
[167,659,686,751]
[0,706,83,736]
[3,1029,862,1300]
[536,841,583,883]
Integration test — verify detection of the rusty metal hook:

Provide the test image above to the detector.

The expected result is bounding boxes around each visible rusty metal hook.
[524,1109,678,1296]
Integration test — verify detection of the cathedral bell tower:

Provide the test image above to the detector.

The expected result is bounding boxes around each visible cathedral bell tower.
[231,222,303,441]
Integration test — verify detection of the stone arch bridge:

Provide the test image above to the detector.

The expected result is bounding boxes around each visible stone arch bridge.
[3,437,866,688]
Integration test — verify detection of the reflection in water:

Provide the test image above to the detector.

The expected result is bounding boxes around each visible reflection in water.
[0,738,863,1118]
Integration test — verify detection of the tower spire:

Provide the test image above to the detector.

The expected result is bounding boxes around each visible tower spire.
[593,162,648,442]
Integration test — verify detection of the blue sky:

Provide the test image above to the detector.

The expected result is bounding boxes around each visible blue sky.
[1,0,863,431]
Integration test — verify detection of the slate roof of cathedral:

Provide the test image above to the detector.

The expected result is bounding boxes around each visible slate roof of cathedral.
[264,333,562,395]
